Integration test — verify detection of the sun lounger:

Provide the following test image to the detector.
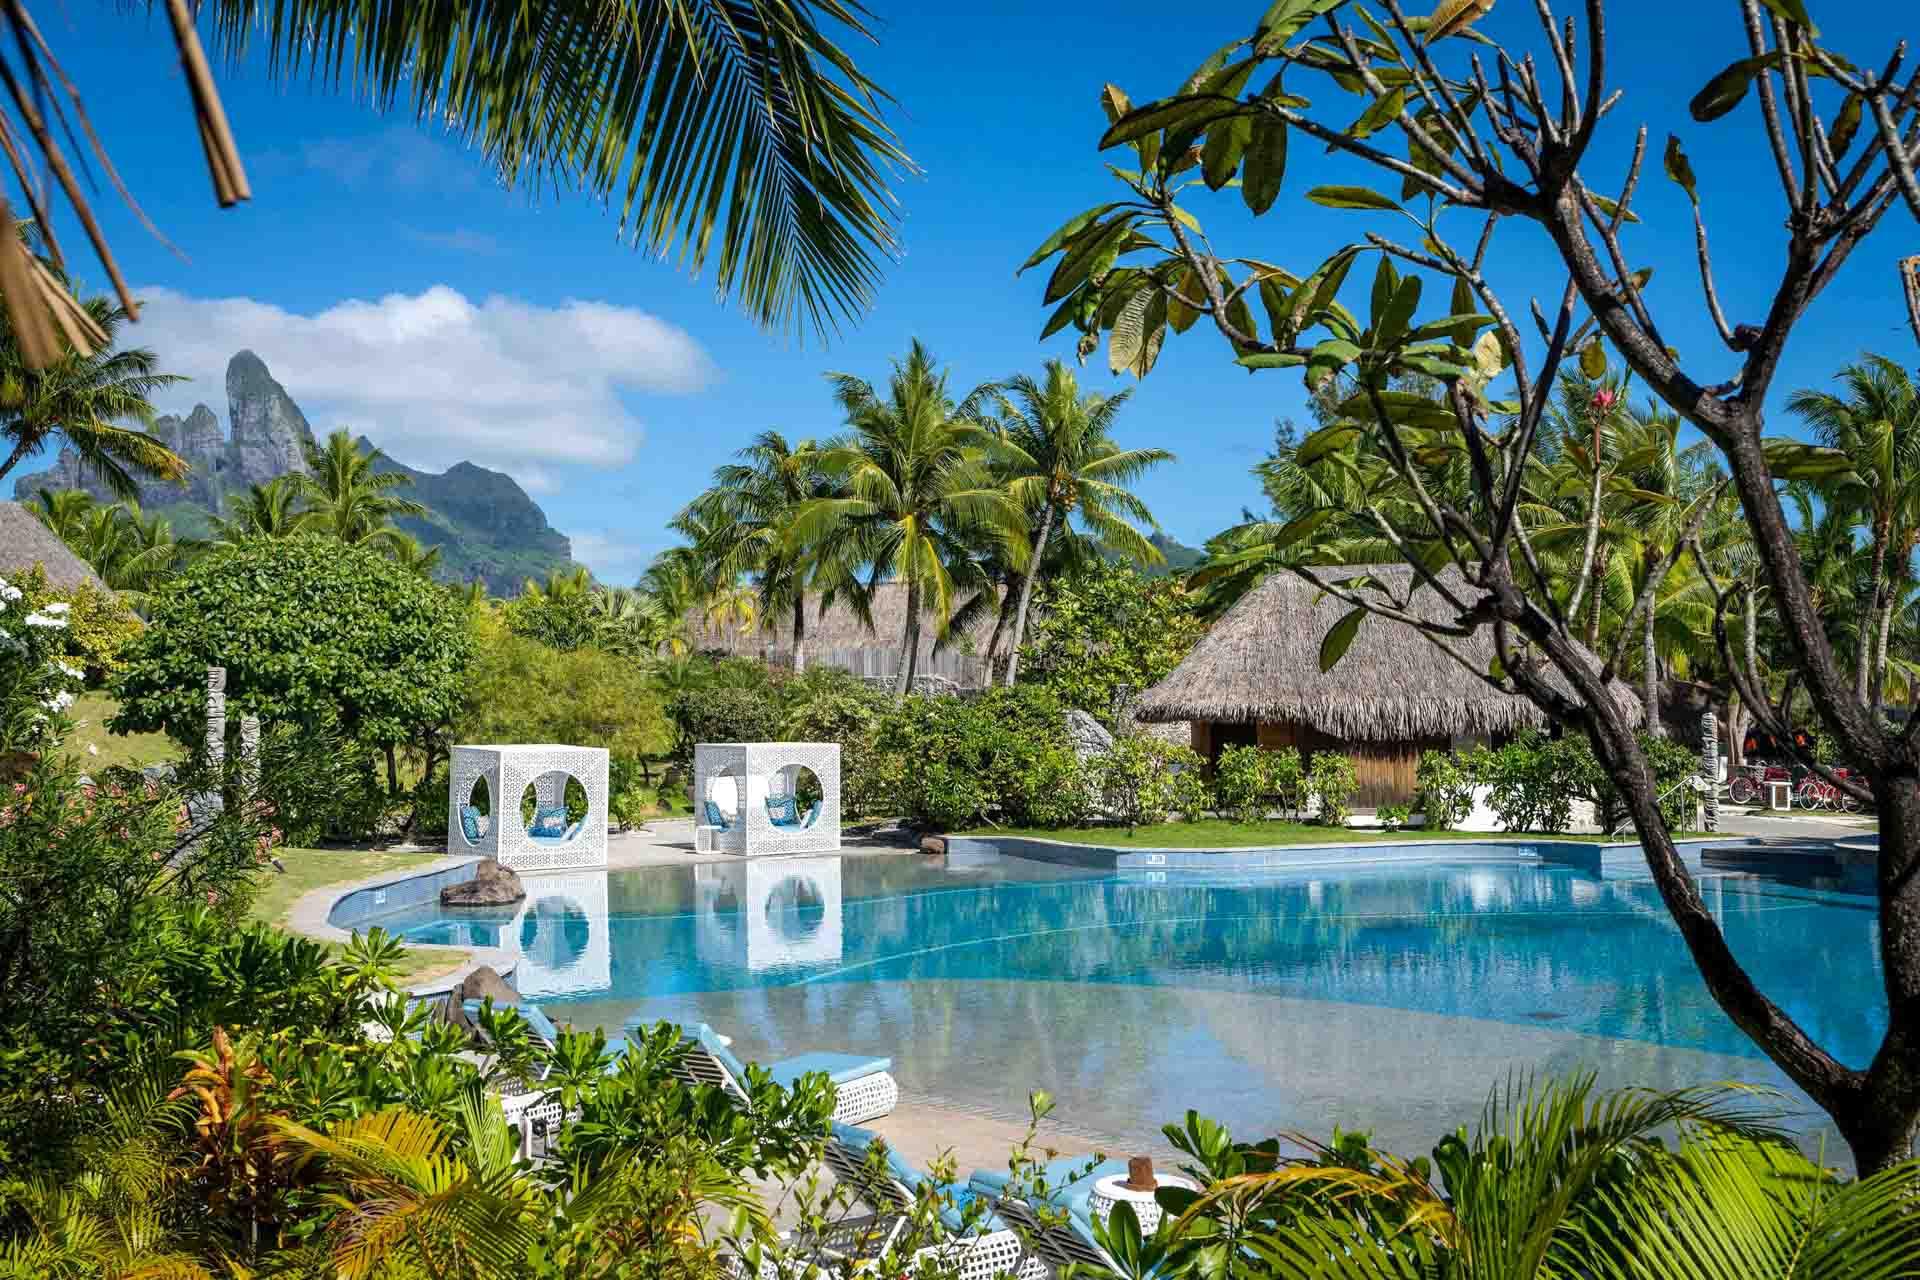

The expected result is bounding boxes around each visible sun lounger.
[664,1020,898,1125]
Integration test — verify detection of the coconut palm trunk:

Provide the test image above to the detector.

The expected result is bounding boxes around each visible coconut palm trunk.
[792,593,808,674]
[985,579,1019,678]
[1861,528,1889,704]
[895,576,922,695]
[1872,580,1896,716]
[1002,502,1057,687]
[1643,599,1661,737]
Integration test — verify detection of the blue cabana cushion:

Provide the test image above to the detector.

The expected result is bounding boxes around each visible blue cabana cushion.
[531,805,568,836]
[458,805,483,842]
[766,794,798,825]
[703,800,730,830]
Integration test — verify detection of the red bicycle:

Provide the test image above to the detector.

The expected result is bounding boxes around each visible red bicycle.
[1795,768,1863,813]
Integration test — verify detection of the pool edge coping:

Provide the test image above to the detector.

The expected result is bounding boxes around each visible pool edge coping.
[285,853,518,997]
[946,832,1747,871]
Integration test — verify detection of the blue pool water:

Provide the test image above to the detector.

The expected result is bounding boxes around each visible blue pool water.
[347,851,1883,1154]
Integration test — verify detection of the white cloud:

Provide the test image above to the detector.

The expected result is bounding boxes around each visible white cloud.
[568,529,655,585]
[299,126,481,191]
[128,285,716,475]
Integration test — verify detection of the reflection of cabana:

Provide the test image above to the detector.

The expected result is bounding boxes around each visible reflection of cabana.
[695,857,843,973]
[693,742,840,856]
[506,870,612,997]
[450,744,609,871]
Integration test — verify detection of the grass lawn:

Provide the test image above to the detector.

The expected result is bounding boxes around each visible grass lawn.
[58,691,177,772]
[965,819,1717,848]
[249,847,469,983]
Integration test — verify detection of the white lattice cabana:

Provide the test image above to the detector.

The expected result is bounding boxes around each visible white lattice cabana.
[450,744,608,871]
[693,742,840,856]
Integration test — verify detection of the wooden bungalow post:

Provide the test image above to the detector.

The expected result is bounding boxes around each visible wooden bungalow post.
[1700,709,1718,832]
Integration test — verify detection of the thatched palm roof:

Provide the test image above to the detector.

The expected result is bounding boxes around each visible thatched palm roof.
[686,581,1004,686]
[1137,565,1597,740]
[0,500,105,591]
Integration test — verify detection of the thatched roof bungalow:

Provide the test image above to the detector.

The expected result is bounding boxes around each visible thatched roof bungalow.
[0,500,105,592]
[685,581,1002,689]
[1137,565,1562,807]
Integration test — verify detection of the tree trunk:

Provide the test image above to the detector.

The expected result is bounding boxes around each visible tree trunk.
[1871,579,1895,719]
[1003,503,1057,688]
[1859,528,1888,705]
[0,434,35,489]
[1585,546,1607,648]
[383,743,400,796]
[792,594,807,674]
[1643,597,1662,737]
[894,576,920,696]
[984,579,1019,680]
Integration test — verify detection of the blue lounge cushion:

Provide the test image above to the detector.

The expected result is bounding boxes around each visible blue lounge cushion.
[766,1050,893,1089]
[801,801,822,829]
[703,799,730,830]
[563,819,583,841]
[458,804,483,842]
[766,793,798,824]
[531,805,568,836]
[968,1154,1130,1221]
[684,1024,889,1089]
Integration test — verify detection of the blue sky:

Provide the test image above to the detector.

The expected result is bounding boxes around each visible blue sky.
[23,2,1917,584]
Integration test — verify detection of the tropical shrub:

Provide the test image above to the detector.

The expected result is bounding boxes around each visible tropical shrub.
[1378,803,1411,832]
[1415,749,1476,830]
[1214,744,1271,823]
[874,685,1089,829]
[1090,735,1200,831]
[1466,731,1584,833]
[0,570,83,754]
[781,667,896,820]
[1306,751,1358,826]
[1163,748,1211,822]
[666,681,783,767]
[1020,563,1206,725]
[110,536,471,800]
[10,565,142,684]
[1267,744,1305,819]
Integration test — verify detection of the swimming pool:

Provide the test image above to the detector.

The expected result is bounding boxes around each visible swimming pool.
[341,849,1882,1156]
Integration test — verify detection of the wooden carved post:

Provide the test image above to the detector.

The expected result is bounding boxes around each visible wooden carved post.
[206,666,226,769]
[239,714,260,789]
[1700,709,1718,833]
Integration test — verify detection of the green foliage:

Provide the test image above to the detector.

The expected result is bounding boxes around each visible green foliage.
[1416,748,1476,830]
[779,667,896,820]
[0,570,83,753]
[1378,802,1411,832]
[1591,733,1704,831]
[1090,734,1202,831]
[874,685,1090,829]
[1467,730,1583,833]
[1214,743,1272,823]
[1306,751,1358,826]
[1021,563,1206,723]
[460,612,667,764]
[666,683,785,767]
[13,567,143,684]
[110,536,471,764]
[1163,749,1212,822]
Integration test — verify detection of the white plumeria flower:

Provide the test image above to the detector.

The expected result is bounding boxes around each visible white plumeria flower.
[23,612,68,628]
[54,660,84,680]
[39,601,68,615]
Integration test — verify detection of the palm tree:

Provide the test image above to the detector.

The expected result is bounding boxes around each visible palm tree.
[682,431,859,673]
[206,477,305,545]
[990,361,1172,685]
[638,550,705,657]
[0,294,186,498]
[1788,355,1920,712]
[30,491,182,604]
[28,487,95,545]
[386,534,442,579]
[296,430,428,550]
[797,341,1022,693]
[3,0,913,365]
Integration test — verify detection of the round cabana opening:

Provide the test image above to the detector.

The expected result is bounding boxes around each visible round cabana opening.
[456,774,493,849]
[520,771,590,843]
[692,742,841,857]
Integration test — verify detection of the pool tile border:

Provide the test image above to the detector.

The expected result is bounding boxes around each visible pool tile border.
[947,833,1752,874]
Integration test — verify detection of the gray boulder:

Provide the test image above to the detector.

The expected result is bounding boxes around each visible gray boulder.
[1064,709,1115,764]
[440,964,520,1030]
[440,858,525,907]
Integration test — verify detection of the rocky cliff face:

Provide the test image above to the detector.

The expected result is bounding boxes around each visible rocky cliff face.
[14,351,573,593]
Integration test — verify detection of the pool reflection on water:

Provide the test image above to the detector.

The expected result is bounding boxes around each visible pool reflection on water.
[358,851,1881,1157]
